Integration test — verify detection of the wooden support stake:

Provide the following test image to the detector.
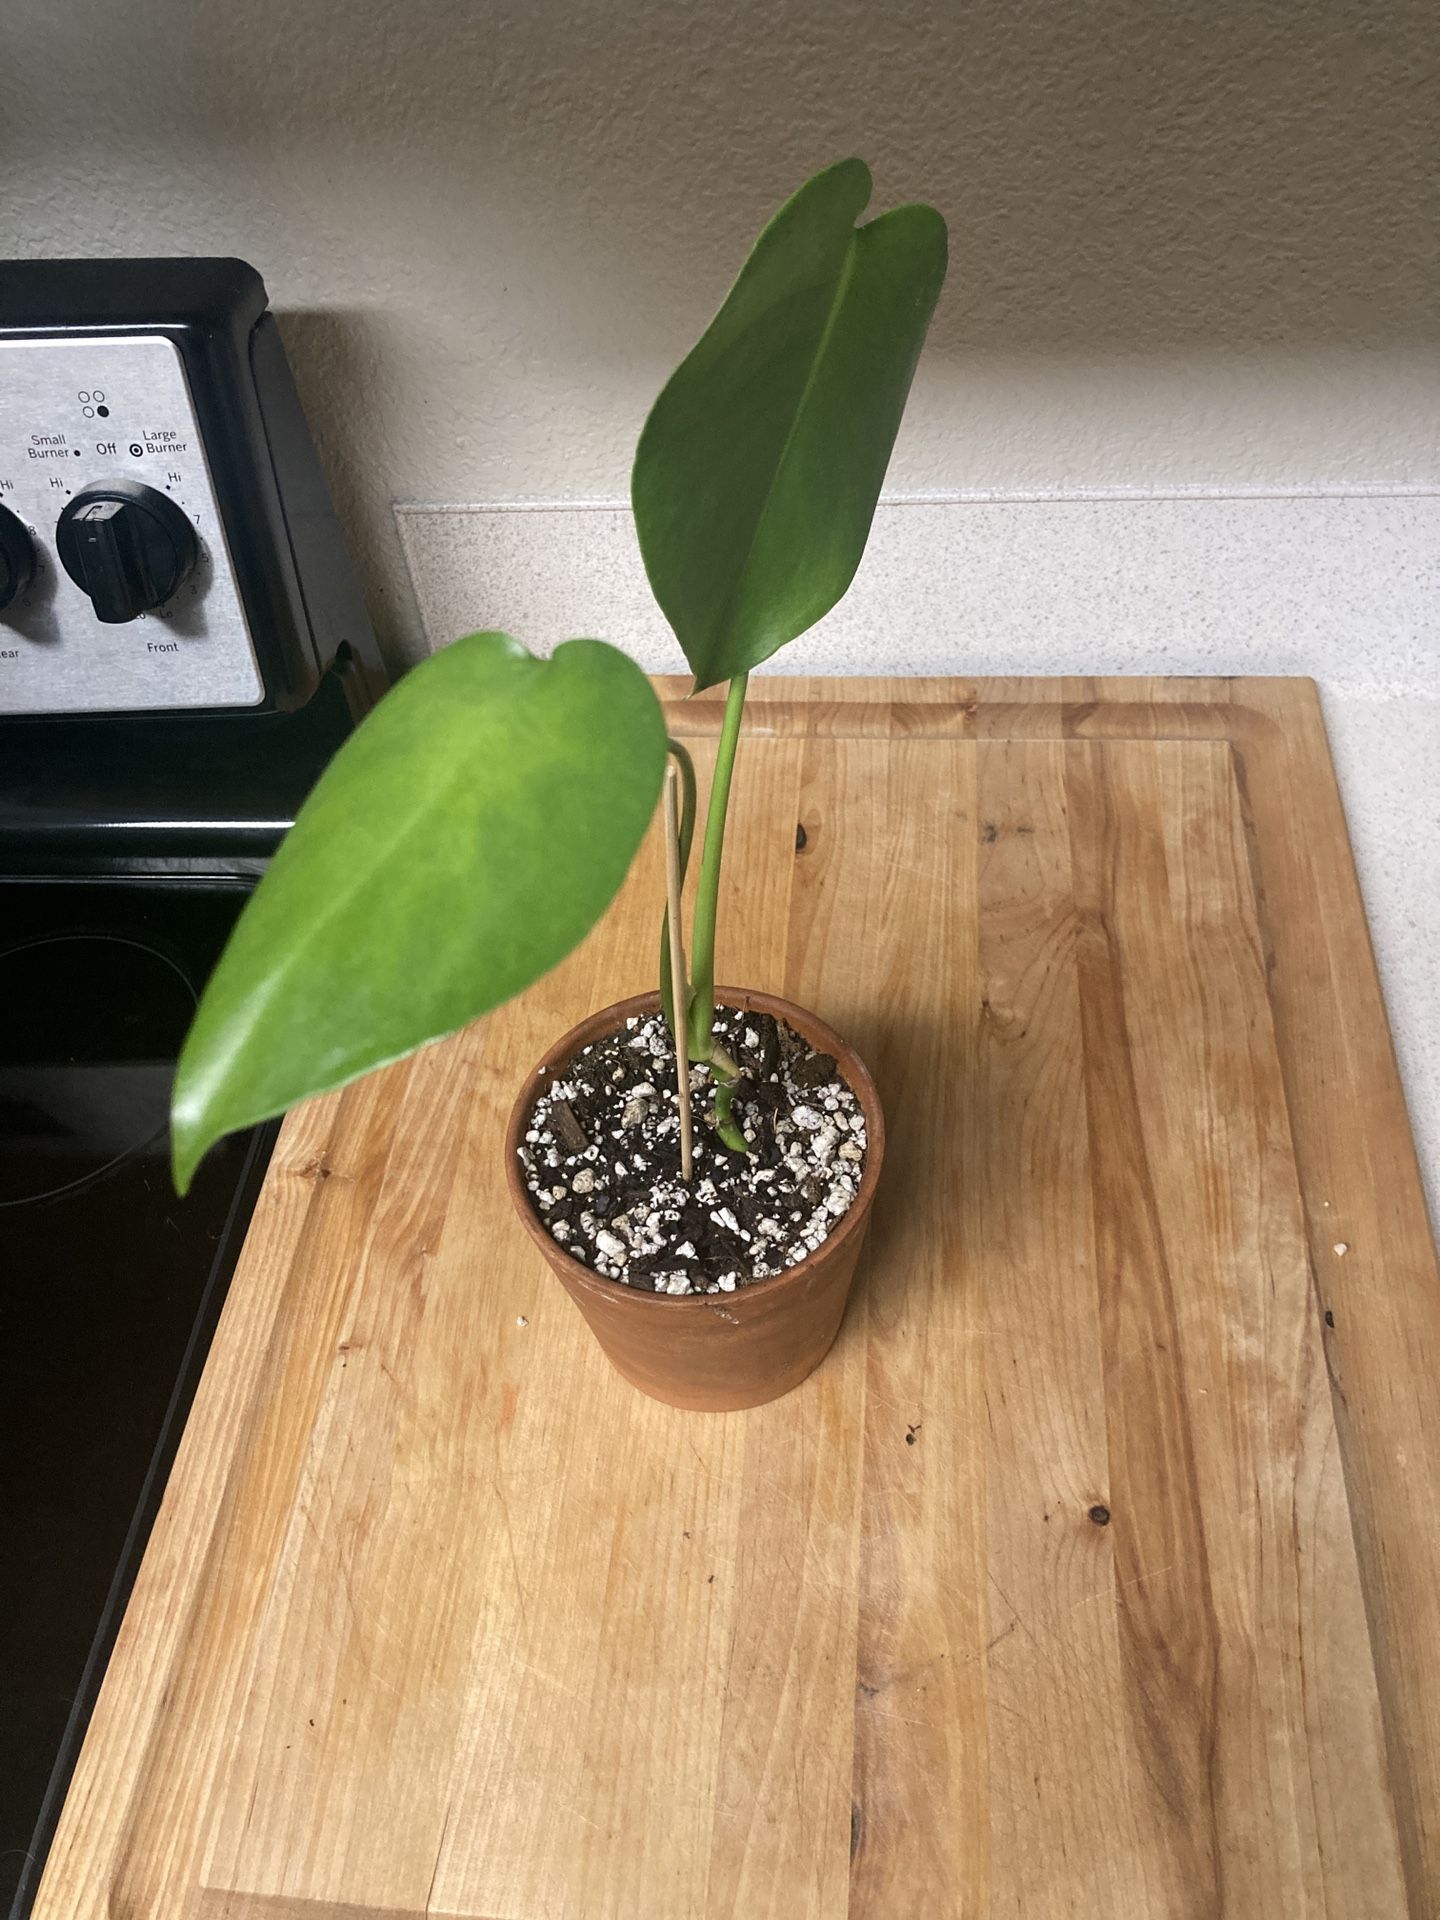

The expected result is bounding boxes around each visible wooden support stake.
[663,762,694,1184]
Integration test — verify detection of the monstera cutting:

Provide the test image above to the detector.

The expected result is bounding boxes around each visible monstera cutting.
[171,158,947,1410]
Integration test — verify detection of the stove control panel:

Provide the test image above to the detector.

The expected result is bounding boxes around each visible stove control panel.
[0,335,263,713]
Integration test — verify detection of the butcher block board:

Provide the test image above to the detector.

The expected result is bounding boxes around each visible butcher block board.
[36,677,1440,1920]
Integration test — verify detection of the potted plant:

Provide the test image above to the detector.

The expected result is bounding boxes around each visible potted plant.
[172,157,947,1410]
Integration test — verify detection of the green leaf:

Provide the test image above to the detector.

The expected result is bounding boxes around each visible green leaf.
[632,158,948,692]
[171,633,667,1193]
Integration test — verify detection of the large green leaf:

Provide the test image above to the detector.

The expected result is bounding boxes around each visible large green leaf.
[172,633,667,1192]
[632,158,948,692]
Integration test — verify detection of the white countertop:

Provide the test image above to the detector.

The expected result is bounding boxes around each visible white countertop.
[396,489,1440,1228]
[1324,688,1440,1226]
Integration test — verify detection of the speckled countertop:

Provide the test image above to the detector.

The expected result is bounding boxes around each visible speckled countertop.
[1324,688,1440,1221]
[396,490,1440,1227]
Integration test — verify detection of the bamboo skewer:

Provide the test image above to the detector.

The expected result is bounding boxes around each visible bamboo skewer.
[662,763,694,1184]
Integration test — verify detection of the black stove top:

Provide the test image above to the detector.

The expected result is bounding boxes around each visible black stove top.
[0,878,276,1917]
[0,253,386,1916]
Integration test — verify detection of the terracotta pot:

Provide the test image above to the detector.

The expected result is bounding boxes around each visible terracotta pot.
[505,988,885,1412]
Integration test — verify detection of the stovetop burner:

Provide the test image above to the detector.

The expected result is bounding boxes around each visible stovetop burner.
[0,881,277,1917]
[0,932,197,1208]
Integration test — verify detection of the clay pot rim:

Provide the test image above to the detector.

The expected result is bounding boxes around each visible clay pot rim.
[504,987,886,1314]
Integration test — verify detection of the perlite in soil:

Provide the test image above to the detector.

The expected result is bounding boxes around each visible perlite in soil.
[518,1007,867,1294]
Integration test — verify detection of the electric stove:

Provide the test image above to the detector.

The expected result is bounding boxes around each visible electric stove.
[0,259,386,1917]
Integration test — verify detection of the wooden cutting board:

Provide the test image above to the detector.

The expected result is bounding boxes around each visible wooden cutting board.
[36,677,1440,1920]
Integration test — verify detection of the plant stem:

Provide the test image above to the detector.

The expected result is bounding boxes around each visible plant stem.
[661,763,694,1182]
[659,738,697,1039]
[687,672,748,1064]
[711,1075,749,1154]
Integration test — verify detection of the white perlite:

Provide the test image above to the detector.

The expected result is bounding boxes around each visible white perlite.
[520,1006,867,1295]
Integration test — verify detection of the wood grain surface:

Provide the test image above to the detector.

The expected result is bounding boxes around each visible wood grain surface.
[33,678,1439,1920]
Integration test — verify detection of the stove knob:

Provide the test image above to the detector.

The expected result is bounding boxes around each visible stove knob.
[56,480,199,625]
[0,501,36,612]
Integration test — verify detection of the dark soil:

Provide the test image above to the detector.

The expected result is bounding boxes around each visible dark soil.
[517,1006,868,1294]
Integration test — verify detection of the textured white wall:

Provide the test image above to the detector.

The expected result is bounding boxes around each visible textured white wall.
[6,0,1437,662]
